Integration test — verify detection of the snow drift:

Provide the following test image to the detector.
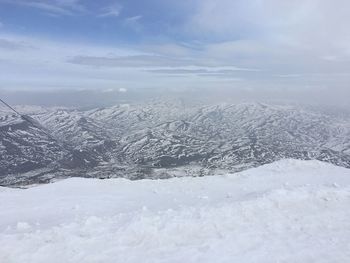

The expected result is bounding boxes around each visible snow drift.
[1,159,350,262]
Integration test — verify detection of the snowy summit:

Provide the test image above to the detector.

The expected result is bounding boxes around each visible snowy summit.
[1,159,350,263]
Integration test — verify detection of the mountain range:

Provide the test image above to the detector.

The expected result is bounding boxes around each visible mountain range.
[1,101,350,186]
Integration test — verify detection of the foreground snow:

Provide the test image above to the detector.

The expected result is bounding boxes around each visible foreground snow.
[1,159,350,263]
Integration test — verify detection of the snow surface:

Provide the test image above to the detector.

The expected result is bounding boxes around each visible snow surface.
[1,159,350,263]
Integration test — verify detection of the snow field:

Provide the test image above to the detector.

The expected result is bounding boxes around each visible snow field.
[1,159,350,263]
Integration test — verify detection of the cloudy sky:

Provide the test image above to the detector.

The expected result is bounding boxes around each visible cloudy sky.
[0,0,349,99]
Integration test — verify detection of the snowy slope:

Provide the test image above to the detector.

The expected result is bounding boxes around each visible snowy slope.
[1,159,350,263]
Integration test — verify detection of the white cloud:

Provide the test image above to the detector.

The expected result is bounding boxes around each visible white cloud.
[0,34,236,90]
[2,30,350,94]
[177,0,350,87]
[24,2,74,15]
[68,54,191,68]
[188,0,350,60]
[0,0,86,16]
[2,0,350,99]
[123,15,143,31]
[101,88,115,93]
[98,3,122,18]
[125,15,142,23]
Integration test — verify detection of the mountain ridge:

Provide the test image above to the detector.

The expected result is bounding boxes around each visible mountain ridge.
[1,101,350,186]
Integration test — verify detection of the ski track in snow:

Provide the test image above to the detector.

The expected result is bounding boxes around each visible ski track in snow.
[1,159,350,263]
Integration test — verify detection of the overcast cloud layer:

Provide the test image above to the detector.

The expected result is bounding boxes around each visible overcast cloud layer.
[0,0,349,105]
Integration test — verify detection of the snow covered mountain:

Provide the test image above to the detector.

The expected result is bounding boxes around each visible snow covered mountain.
[1,159,350,262]
[1,101,350,186]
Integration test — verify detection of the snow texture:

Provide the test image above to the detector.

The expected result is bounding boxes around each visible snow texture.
[1,159,350,262]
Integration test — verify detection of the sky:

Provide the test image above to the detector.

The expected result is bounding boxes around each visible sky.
[0,0,349,104]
